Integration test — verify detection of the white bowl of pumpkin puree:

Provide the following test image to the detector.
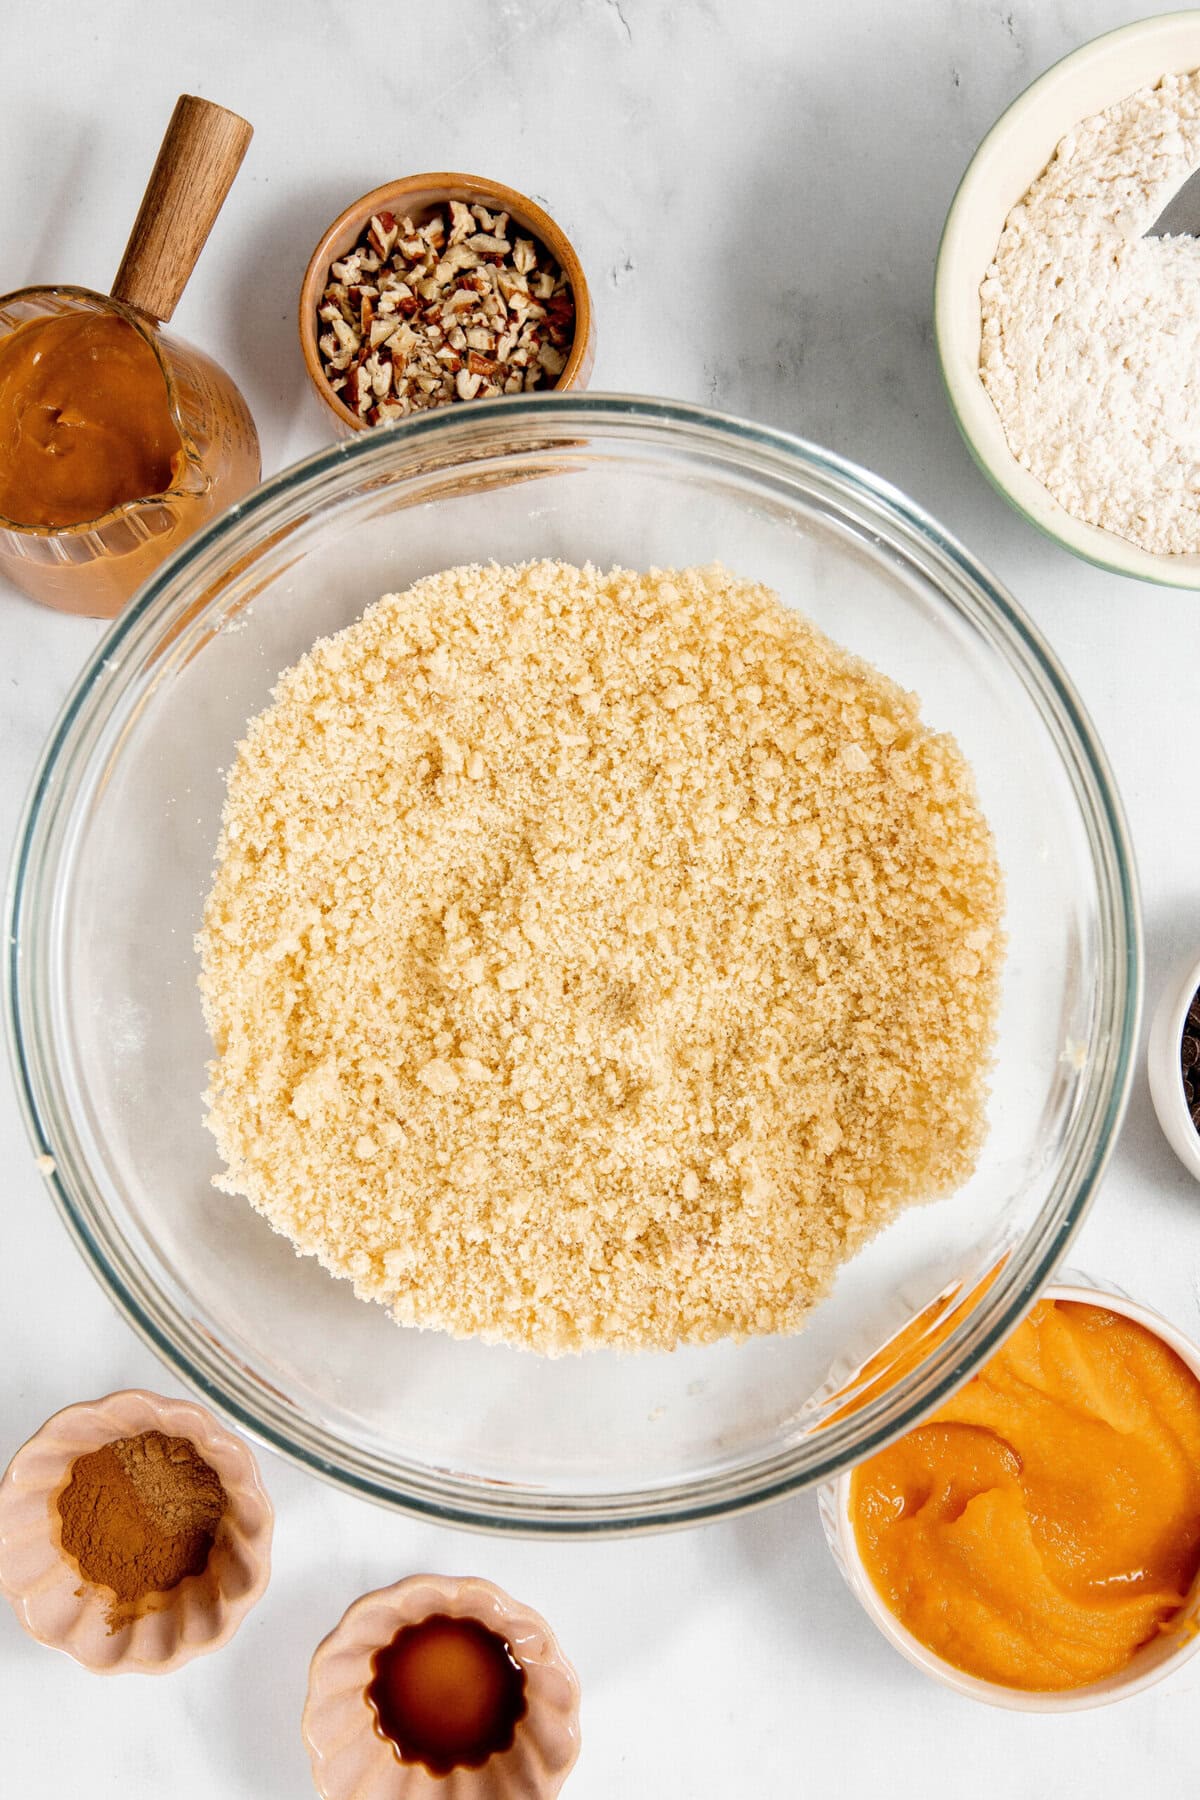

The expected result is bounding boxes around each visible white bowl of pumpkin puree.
[821,1280,1200,1710]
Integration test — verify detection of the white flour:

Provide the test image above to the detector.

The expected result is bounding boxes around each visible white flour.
[980,71,1200,555]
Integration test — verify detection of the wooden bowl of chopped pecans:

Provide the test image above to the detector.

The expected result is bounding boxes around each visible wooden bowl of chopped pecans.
[299,173,594,435]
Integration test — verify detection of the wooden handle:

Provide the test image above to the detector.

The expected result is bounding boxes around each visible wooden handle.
[111,95,253,322]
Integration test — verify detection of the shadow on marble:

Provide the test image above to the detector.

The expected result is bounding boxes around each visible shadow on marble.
[1110,889,1200,1211]
[719,1486,911,1693]
[5,109,94,293]
[215,174,358,468]
[696,5,1056,559]
[211,1554,355,1799]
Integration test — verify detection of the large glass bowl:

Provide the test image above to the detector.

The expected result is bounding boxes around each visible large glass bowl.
[6,396,1140,1533]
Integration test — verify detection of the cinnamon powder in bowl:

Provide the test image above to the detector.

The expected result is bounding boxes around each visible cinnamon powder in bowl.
[0,1389,272,1673]
[56,1429,228,1632]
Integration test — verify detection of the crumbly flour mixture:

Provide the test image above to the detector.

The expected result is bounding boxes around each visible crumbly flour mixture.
[980,70,1200,555]
[199,562,1003,1355]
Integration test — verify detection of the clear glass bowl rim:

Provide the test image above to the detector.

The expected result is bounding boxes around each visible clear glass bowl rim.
[4,393,1142,1534]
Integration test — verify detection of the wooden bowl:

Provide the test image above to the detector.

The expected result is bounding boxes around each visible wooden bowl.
[299,174,595,437]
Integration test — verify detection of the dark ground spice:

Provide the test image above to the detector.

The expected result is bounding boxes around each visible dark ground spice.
[56,1429,227,1623]
[1182,988,1200,1132]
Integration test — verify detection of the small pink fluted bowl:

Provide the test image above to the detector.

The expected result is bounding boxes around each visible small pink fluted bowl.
[303,1574,582,1799]
[0,1388,273,1674]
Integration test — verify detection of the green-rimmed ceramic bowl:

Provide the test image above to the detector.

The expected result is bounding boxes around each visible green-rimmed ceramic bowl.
[935,11,1200,588]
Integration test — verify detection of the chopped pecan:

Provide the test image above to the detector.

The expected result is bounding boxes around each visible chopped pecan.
[315,200,576,421]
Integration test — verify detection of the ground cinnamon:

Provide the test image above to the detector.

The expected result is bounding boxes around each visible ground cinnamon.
[56,1430,227,1625]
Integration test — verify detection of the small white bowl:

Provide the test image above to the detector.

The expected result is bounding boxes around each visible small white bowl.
[1148,949,1200,1182]
[819,1278,1200,1711]
[935,10,1200,588]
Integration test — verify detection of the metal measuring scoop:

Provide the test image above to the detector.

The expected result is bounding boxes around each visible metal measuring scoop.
[1146,166,1200,236]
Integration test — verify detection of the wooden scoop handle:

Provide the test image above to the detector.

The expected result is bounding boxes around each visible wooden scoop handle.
[111,95,252,322]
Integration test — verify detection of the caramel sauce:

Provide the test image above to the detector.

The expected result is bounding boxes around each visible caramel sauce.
[0,310,184,528]
[367,1613,527,1775]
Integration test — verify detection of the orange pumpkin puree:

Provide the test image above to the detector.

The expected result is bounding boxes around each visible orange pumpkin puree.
[851,1299,1200,1691]
[0,311,183,528]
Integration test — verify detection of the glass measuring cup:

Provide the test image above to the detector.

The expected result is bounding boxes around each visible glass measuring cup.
[0,286,260,616]
[0,96,260,618]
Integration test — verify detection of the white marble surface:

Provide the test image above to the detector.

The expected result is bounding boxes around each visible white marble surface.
[4,1,1200,1794]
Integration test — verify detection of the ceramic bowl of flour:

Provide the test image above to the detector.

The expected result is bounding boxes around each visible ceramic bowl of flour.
[936,11,1200,588]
